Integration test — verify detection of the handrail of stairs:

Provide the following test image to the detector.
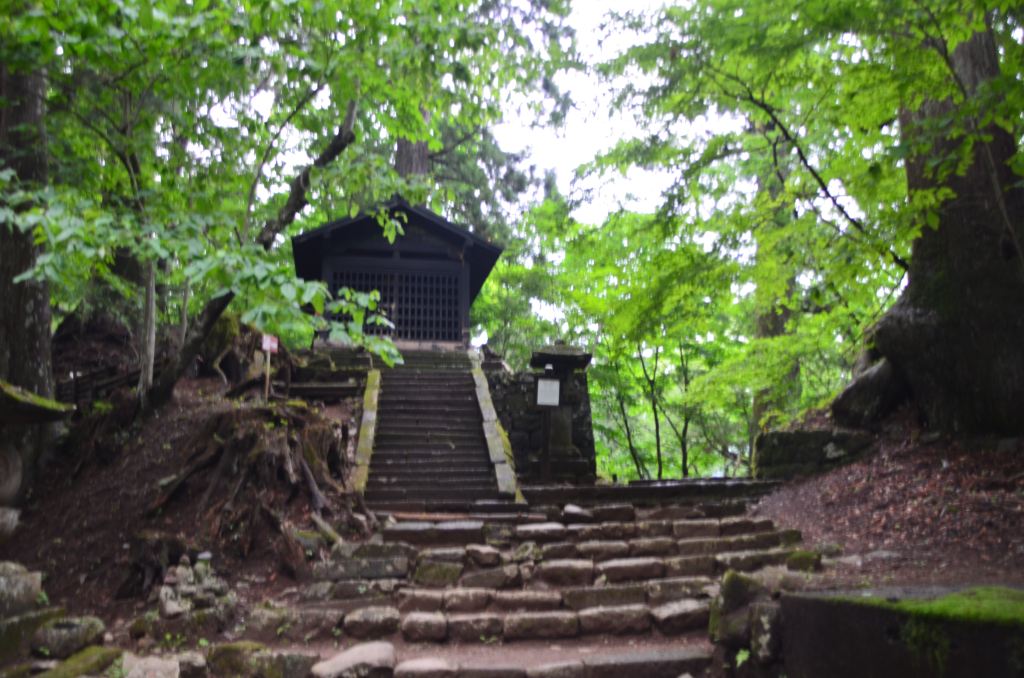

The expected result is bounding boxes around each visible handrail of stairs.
[469,350,525,503]
[351,368,381,495]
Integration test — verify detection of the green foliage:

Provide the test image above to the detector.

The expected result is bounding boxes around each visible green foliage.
[1,0,574,359]
[472,0,1024,481]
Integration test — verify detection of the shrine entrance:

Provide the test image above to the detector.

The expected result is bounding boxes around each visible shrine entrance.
[292,197,502,346]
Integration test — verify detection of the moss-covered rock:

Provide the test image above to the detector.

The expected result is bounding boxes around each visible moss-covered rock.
[37,646,121,678]
[412,560,463,587]
[206,640,267,676]
[0,607,64,665]
[32,616,105,659]
[708,570,766,649]
[786,550,823,572]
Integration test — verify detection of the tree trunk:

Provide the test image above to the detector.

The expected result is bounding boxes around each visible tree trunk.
[637,345,663,480]
[615,391,647,480]
[0,63,56,503]
[864,26,1024,434]
[137,260,156,407]
[395,108,431,204]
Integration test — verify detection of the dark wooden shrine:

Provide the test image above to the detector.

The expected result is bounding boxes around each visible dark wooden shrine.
[292,197,502,345]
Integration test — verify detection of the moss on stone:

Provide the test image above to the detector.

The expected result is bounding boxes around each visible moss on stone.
[37,646,121,678]
[845,587,1024,629]
[207,640,267,676]
[0,607,64,665]
[412,560,463,587]
[786,550,822,572]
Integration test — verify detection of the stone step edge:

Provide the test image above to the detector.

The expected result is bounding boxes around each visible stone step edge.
[392,645,712,678]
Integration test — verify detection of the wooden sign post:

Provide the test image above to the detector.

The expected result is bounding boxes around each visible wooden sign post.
[261,334,278,401]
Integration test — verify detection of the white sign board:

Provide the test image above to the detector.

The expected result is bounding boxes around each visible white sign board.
[261,334,279,354]
[537,378,560,407]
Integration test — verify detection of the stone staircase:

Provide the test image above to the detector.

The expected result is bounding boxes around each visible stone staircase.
[252,494,801,676]
[365,351,513,513]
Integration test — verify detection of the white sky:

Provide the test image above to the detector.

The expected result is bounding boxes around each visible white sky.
[492,0,673,225]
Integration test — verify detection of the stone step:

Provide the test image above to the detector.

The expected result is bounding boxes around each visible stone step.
[375,422,485,435]
[300,600,712,645]
[375,432,486,444]
[367,473,496,487]
[364,488,502,503]
[369,452,493,464]
[378,394,478,405]
[396,576,716,614]
[373,403,486,416]
[368,503,533,518]
[382,376,477,387]
[382,367,472,376]
[392,643,712,678]
[380,383,477,394]
[521,479,779,507]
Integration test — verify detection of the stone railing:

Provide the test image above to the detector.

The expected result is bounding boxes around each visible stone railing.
[351,369,381,494]
[469,352,522,502]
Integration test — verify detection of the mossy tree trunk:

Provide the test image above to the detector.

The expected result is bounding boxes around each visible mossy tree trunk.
[866,26,1024,434]
[0,62,56,502]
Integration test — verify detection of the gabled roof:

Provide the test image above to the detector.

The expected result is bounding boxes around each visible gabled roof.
[292,197,503,301]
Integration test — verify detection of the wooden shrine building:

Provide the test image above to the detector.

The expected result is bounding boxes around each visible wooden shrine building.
[292,197,502,345]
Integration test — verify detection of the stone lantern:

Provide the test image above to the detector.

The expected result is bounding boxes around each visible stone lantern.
[529,343,593,482]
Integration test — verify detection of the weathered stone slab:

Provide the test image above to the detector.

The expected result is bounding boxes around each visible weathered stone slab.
[311,641,395,677]
[397,589,444,612]
[629,537,676,556]
[719,517,775,536]
[672,520,719,539]
[434,521,485,543]
[590,504,635,522]
[492,590,562,611]
[561,504,594,523]
[401,612,447,642]
[635,520,674,537]
[562,584,646,610]
[460,565,521,589]
[419,548,465,563]
[596,557,664,583]
[650,599,710,634]
[413,560,464,587]
[540,542,577,560]
[385,522,436,544]
[645,577,713,606]
[663,555,715,577]
[466,544,501,567]
[526,660,584,678]
[459,666,527,678]
[395,657,456,678]
[716,549,792,572]
[503,611,579,640]
[313,557,409,581]
[586,522,637,540]
[674,538,721,556]
[583,647,711,678]
[343,606,400,639]
[443,588,491,612]
[447,613,502,642]
[575,540,629,562]
[537,559,593,586]
[578,604,650,635]
[515,522,567,543]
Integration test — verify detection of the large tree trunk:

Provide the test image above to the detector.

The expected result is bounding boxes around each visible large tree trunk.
[854,27,1024,434]
[0,64,56,503]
